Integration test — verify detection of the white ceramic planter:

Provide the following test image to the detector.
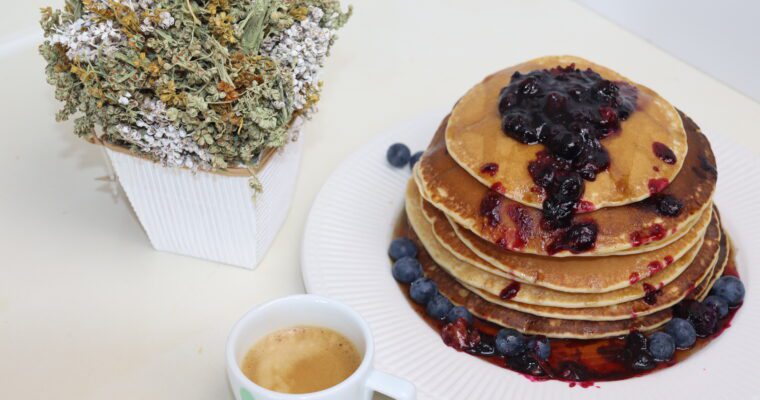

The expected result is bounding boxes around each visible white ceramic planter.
[104,136,304,269]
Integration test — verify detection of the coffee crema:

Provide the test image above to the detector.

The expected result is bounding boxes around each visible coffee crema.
[241,326,362,394]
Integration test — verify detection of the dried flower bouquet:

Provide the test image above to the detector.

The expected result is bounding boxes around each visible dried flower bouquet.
[40,0,350,171]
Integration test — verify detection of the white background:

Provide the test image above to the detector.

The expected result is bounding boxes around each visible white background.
[576,0,760,102]
[1,1,759,399]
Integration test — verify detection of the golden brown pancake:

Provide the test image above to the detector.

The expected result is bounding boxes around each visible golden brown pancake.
[417,112,716,257]
[405,219,672,338]
[445,55,687,209]
[464,220,722,321]
[407,179,707,307]
[694,231,729,301]
[445,201,712,293]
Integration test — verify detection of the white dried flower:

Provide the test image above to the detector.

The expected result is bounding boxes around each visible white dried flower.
[50,16,123,62]
[159,11,175,28]
[116,97,211,169]
[261,7,336,112]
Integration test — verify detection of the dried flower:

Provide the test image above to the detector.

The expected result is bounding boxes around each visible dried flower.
[261,6,335,113]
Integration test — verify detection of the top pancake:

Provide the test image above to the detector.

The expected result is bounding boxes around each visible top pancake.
[417,111,716,256]
[445,55,688,209]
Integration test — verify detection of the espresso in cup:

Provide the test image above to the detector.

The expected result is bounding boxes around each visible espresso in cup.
[240,326,362,394]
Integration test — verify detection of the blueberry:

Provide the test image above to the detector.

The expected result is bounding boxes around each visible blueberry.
[391,257,422,284]
[409,278,437,305]
[527,336,551,361]
[704,295,730,319]
[446,306,474,326]
[495,328,526,356]
[630,351,656,371]
[409,151,424,169]
[542,198,574,228]
[388,237,417,261]
[502,111,541,144]
[546,126,583,160]
[544,92,567,118]
[624,332,655,371]
[551,172,583,202]
[425,294,453,320]
[654,194,683,217]
[664,318,697,349]
[711,276,745,307]
[648,332,676,362]
[386,143,411,168]
[498,88,519,113]
[674,299,718,337]
[518,76,541,97]
[564,222,598,253]
[626,331,648,353]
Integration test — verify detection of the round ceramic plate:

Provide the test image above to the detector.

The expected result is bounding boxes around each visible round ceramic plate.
[301,110,760,399]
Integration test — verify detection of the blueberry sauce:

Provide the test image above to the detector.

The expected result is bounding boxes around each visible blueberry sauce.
[481,162,499,176]
[642,283,663,305]
[652,142,677,165]
[506,204,532,249]
[546,221,599,255]
[650,194,683,217]
[498,64,638,231]
[393,215,742,385]
[500,282,522,300]
[480,190,503,227]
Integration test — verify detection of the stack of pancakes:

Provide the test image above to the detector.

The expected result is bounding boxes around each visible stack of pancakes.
[405,56,726,339]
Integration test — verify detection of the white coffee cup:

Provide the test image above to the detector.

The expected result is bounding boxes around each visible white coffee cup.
[226,294,417,400]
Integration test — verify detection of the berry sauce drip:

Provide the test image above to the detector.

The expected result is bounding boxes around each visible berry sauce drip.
[498,64,638,231]
[630,224,666,247]
[652,142,677,165]
[500,282,521,300]
[481,162,500,176]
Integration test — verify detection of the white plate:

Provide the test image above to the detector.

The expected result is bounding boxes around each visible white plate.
[301,110,760,399]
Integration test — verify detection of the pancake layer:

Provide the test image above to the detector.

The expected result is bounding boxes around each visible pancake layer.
[445,56,688,209]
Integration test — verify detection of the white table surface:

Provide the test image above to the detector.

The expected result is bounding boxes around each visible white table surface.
[1,1,759,399]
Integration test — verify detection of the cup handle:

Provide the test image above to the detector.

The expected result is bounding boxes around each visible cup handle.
[366,369,417,400]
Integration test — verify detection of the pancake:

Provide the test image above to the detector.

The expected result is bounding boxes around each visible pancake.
[407,179,706,307]
[417,111,716,256]
[405,218,672,339]
[464,220,722,321]
[445,55,687,209]
[444,200,712,293]
[694,231,730,301]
